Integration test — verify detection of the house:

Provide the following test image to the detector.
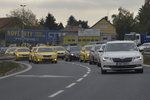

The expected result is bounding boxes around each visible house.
[0,17,22,30]
[91,16,117,42]
[62,25,80,45]
[78,29,100,46]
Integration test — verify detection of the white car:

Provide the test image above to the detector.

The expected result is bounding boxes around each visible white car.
[97,44,106,67]
[138,43,150,51]
[100,41,143,74]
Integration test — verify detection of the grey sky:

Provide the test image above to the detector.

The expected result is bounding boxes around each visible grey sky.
[0,0,144,26]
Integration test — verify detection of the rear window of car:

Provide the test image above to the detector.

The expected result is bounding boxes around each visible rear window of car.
[38,48,54,52]
[17,48,30,52]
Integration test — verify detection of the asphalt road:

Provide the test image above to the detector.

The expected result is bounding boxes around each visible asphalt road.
[0,61,150,100]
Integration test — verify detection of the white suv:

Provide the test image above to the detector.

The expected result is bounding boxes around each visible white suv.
[100,41,143,74]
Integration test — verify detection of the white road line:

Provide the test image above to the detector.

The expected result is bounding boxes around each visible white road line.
[48,90,64,98]
[0,62,32,80]
[77,78,84,82]
[48,62,91,98]
[15,75,73,78]
[87,71,90,74]
[83,74,88,78]
[66,83,76,88]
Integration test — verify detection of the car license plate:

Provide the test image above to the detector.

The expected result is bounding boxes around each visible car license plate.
[44,57,50,59]
[116,62,128,66]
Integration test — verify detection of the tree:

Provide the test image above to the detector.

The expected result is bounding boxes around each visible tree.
[67,15,89,28]
[39,18,45,26]
[112,7,136,40]
[67,15,78,26]
[136,2,150,34]
[44,13,58,30]
[78,20,89,28]
[8,8,37,28]
[57,23,64,30]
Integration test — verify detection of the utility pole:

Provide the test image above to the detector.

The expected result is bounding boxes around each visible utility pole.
[20,4,26,46]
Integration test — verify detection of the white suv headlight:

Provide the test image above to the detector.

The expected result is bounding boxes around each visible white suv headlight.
[103,57,112,61]
[133,56,142,60]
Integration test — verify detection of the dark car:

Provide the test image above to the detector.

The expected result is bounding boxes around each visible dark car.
[65,46,81,61]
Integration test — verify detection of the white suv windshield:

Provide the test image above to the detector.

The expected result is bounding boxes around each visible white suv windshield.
[105,43,138,52]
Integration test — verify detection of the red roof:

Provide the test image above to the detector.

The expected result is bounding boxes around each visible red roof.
[0,17,22,29]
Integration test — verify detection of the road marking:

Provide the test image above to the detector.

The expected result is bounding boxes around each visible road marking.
[48,90,64,98]
[83,74,88,78]
[48,62,92,98]
[66,83,77,88]
[0,62,32,80]
[77,78,84,82]
[87,71,90,74]
[15,75,73,78]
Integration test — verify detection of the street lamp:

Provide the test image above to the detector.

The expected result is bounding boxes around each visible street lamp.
[20,4,26,46]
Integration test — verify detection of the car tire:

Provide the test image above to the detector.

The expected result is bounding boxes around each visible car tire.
[101,68,107,74]
[79,58,83,62]
[97,62,101,67]
[136,69,143,73]
[89,61,93,65]
[65,58,68,61]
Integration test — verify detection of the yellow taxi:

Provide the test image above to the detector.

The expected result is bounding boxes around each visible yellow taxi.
[79,45,93,62]
[29,47,37,62]
[15,47,30,60]
[32,46,57,63]
[53,46,66,59]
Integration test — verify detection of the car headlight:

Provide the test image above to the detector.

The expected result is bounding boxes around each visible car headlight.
[133,56,142,60]
[86,53,90,56]
[103,57,111,61]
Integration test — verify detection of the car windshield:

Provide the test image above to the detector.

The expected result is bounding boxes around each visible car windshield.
[7,48,17,52]
[95,45,102,51]
[85,46,92,51]
[17,48,29,52]
[70,47,80,51]
[142,43,150,46]
[38,48,53,52]
[105,43,138,52]
[54,47,65,51]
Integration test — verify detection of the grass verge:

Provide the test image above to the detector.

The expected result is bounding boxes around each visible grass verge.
[0,61,20,76]
[144,55,150,65]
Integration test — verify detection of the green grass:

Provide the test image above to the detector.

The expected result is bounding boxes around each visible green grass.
[144,55,150,65]
[0,61,20,76]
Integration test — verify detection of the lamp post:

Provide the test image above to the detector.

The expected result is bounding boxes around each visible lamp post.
[20,4,26,46]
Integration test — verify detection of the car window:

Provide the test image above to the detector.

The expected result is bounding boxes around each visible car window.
[17,48,30,52]
[54,47,65,51]
[38,48,53,52]
[105,43,138,52]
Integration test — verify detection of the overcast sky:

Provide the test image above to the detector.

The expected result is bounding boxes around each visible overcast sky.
[0,0,144,26]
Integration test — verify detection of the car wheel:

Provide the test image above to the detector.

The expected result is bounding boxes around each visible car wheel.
[79,58,83,62]
[97,62,101,67]
[69,58,72,62]
[101,68,107,74]
[29,60,31,63]
[65,58,68,61]
[136,69,143,73]
[89,61,93,65]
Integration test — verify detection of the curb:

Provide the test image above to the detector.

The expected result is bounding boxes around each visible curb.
[144,64,150,68]
[0,62,32,80]
[0,56,15,60]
